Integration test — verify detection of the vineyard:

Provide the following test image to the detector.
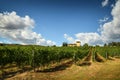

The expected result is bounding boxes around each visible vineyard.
[0,44,120,79]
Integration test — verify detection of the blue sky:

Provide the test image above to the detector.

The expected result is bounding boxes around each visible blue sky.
[0,0,120,46]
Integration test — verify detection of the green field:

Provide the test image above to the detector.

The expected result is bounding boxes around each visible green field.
[0,44,120,80]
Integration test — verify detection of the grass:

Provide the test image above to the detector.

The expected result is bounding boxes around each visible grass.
[5,58,120,80]
[78,50,92,66]
[95,52,106,62]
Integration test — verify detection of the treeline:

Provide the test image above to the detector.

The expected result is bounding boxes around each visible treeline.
[106,42,120,46]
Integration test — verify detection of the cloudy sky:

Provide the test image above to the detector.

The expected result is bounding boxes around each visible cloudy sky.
[0,0,119,46]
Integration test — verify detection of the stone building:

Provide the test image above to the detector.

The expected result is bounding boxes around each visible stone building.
[68,41,81,47]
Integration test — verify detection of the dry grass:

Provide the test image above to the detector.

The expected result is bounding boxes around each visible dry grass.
[108,56,115,60]
[5,59,120,80]
[78,50,92,66]
[95,52,106,62]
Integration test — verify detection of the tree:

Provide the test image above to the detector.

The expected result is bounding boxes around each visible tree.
[104,43,107,47]
[83,43,89,47]
[108,42,120,46]
[62,42,68,47]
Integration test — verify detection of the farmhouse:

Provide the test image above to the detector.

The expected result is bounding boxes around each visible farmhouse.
[68,41,81,47]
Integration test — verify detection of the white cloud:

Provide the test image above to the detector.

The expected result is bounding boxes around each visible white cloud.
[111,4,114,8]
[64,0,120,46]
[64,34,74,43]
[102,0,109,7]
[0,41,3,43]
[101,0,120,43]
[99,17,109,23]
[64,33,103,46]
[0,11,55,46]
[75,33,103,46]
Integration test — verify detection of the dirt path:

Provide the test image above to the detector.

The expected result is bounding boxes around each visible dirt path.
[6,59,120,80]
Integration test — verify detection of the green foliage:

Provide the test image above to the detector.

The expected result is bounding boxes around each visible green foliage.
[108,42,120,46]
[83,43,89,48]
[95,52,106,62]
[0,45,120,69]
[62,42,68,47]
